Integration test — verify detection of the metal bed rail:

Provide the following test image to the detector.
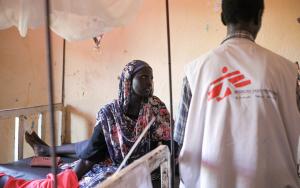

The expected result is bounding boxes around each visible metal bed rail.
[99,145,171,188]
[0,103,65,161]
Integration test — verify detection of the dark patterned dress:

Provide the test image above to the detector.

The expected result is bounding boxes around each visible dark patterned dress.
[76,60,171,187]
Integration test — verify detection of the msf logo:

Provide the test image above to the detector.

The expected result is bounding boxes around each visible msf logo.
[208,66,251,102]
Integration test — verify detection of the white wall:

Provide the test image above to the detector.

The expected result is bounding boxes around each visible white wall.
[0,27,63,162]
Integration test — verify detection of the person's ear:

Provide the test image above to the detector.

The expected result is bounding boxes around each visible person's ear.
[221,12,226,26]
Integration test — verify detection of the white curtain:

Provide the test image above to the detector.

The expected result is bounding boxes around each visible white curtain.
[0,0,143,41]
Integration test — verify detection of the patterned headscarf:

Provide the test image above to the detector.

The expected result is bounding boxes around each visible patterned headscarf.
[98,60,171,164]
[118,60,152,113]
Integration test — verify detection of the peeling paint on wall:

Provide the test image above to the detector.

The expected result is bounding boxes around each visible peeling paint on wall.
[26,82,32,106]
[213,0,221,12]
[205,24,210,32]
[206,0,221,13]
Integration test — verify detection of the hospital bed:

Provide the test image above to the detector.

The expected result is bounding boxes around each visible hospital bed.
[0,104,171,187]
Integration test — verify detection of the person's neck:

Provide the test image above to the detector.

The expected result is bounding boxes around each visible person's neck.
[227,23,257,40]
[126,93,144,120]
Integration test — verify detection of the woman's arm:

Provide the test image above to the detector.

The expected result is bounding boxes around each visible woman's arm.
[73,159,95,180]
[73,125,109,180]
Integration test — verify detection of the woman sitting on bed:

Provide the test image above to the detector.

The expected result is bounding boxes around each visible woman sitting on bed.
[22,60,173,187]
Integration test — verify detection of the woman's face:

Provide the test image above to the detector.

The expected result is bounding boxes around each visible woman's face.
[132,67,153,98]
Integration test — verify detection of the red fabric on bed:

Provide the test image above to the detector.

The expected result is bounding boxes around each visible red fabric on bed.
[1,169,78,188]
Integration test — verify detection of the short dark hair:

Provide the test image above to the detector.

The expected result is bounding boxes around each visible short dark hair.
[222,0,264,25]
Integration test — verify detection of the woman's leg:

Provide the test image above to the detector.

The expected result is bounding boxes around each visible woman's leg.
[55,143,76,156]
[25,131,50,156]
[25,131,88,157]
[30,131,48,146]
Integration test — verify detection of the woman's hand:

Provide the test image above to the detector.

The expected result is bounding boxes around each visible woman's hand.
[73,159,95,180]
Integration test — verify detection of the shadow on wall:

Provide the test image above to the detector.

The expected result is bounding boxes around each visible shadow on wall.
[64,105,95,144]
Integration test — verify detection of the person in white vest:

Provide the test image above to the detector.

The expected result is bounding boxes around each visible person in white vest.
[175,0,300,187]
